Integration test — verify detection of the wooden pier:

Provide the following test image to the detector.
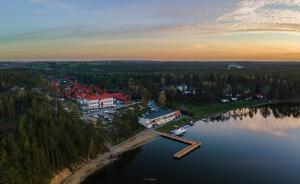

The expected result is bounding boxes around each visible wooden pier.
[159,132,201,159]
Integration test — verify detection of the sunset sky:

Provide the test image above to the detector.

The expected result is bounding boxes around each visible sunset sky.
[1,0,300,61]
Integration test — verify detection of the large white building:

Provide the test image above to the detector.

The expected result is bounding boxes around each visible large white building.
[78,98,99,110]
[139,110,181,128]
[99,97,114,108]
[77,93,116,110]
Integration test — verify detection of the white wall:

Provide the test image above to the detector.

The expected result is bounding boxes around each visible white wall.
[99,97,114,108]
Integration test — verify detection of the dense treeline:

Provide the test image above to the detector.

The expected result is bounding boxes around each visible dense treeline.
[0,70,48,93]
[33,62,300,105]
[110,107,145,144]
[61,69,300,105]
[21,61,300,73]
[0,90,106,184]
[0,69,146,184]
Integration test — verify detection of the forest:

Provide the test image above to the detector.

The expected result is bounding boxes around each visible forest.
[0,70,142,184]
[0,88,107,183]
[41,62,300,106]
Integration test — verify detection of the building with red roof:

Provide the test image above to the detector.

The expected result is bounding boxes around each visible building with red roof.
[76,92,130,110]
[110,93,130,104]
[57,80,130,110]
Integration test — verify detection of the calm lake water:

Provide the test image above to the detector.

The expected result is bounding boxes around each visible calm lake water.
[83,103,300,184]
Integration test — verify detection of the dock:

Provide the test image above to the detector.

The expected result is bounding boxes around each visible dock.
[159,132,201,159]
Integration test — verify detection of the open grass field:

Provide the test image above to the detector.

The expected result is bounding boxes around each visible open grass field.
[157,99,267,133]
[175,99,267,118]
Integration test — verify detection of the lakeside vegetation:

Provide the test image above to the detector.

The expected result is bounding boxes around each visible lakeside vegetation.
[175,99,266,118]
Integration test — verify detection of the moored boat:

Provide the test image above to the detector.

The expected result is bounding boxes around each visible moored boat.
[173,127,187,136]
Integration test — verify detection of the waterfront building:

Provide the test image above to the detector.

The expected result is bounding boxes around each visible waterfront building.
[139,109,181,128]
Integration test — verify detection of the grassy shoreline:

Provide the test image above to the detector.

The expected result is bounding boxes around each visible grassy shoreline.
[157,100,270,133]
[156,116,194,133]
[175,99,267,118]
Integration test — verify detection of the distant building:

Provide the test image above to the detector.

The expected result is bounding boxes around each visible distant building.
[176,84,188,92]
[220,99,229,103]
[98,93,115,108]
[256,94,264,99]
[139,109,181,128]
[231,97,238,102]
[76,93,122,110]
[110,93,130,104]
[227,64,244,70]
[76,94,101,110]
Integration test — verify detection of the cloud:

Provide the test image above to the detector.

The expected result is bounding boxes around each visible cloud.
[0,23,185,44]
[159,0,300,35]
[214,0,300,33]
[29,0,70,9]
[6,0,300,43]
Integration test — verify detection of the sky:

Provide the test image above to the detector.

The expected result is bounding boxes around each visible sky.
[1,0,300,61]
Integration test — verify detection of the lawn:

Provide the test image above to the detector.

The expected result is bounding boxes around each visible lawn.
[157,99,268,133]
[175,99,267,118]
[156,116,194,133]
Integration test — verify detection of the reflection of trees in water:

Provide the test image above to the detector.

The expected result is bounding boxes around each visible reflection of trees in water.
[84,147,142,183]
[211,102,300,122]
[114,147,142,171]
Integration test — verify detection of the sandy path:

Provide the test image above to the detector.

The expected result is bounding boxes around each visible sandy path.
[62,129,158,184]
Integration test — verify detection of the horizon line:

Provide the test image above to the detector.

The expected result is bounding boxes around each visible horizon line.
[1,59,300,63]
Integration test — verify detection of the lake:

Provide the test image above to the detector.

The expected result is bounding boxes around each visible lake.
[83,103,300,184]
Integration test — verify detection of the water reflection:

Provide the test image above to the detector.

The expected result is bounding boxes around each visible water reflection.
[83,147,142,183]
[84,102,300,184]
[209,103,300,139]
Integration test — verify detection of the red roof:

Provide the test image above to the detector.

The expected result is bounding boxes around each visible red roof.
[76,92,113,101]
[110,93,130,102]
[98,93,113,100]
[61,81,129,102]
[175,111,181,116]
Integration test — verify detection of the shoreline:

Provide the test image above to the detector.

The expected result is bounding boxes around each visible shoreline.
[158,100,300,133]
[60,129,158,184]
[54,99,300,184]
[206,100,300,120]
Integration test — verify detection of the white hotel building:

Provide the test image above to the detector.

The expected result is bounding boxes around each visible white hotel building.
[77,94,115,110]
[139,109,181,128]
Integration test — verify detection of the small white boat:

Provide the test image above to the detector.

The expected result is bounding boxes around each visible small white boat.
[174,127,187,136]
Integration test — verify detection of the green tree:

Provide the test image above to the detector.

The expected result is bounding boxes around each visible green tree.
[157,91,167,107]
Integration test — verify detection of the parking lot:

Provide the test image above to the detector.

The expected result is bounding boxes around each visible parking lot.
[81,102,140,124]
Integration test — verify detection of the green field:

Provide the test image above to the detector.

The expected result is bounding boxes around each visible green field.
[157,99,268,133]
[156,116,193,133]
[175,99,267,118]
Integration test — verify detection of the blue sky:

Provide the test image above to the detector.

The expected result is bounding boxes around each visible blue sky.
[1,0,231,36]
[1,0,300,61]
